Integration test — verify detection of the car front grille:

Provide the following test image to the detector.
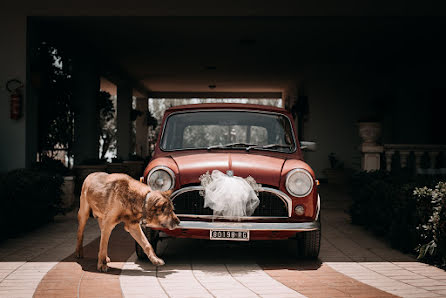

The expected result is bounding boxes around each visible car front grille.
[172,189,288,217]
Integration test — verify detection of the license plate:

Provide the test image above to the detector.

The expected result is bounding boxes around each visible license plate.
[210,230,249,241]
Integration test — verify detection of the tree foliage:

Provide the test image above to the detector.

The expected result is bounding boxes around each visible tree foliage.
[32,41,74,162]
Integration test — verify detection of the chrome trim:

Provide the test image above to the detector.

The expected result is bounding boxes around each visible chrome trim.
[316,194,321,220]
[159,109,297,153]
[147,166,176,190]
[176,220,320,231]
[176,214,287,220]
[171,186,292,217]
[261,187,293,217]
[171,186,202,199]
[285,168,314,197]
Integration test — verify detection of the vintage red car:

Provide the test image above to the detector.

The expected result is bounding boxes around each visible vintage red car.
[137,103,321,258]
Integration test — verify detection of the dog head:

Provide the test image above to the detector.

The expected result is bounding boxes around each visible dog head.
[144,190,180,230]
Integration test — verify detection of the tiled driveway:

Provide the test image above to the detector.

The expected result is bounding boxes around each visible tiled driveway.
[1,185,446,297]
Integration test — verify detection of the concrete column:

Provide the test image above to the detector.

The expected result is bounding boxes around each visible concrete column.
[135,97,148,157]
[25,19,39,168]
[0,15,27,171]
[72,56,100,165]
[360,144,384,171]
[116,84,132,159]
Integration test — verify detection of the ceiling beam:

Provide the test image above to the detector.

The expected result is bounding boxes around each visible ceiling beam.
[147,92,282,99]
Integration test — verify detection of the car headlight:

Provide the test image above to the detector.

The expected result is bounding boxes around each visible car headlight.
[285,169,313,197]
[147,166,175,191]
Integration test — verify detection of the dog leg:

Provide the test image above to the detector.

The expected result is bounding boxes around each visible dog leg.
[97,218,111,263]
[97,221,117,272]
[75,193,91,259]
[128,224,165,266]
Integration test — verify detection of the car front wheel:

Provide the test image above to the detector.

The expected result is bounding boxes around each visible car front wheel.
[135,226,159,260]
[297,215,321,258]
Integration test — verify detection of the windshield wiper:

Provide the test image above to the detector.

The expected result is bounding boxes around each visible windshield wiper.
[207,142,257,150]
[246,144,293,151]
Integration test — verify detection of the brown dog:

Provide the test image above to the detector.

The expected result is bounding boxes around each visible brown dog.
[75,172,180,272]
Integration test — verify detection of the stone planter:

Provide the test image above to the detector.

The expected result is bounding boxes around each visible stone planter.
[61,176,75,210]
[358,122,381,145]
[358,122,384,171]
[123,160,145,179]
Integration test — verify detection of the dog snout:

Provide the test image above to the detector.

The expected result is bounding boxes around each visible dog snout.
[168,216,180,230]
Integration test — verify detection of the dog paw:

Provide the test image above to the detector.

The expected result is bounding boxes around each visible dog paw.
[97,262,109,272]
[75,249,83,259]
[106,256,111,263]
[149,256,165,266]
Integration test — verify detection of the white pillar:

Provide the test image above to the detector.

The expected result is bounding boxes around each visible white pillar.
[360,144,384,171]
[135,97,148,157]
[72,56,100,165]
[117,84,132,159]
[400,151,410,168]
[0,15,27,171]
[385,151,394,171]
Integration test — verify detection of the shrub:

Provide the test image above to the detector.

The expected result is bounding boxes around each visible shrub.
[31,156,70,176]
[350,170,445,262]
[0,168,64,239]
[414,182,446,267]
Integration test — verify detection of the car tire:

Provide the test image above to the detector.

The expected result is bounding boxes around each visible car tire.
[297,214,321,259]
[135,227,159,260]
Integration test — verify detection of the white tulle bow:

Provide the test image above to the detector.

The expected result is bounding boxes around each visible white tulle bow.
[199,170,261,219]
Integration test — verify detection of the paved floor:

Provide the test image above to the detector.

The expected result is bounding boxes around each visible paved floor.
[1,184,446,297]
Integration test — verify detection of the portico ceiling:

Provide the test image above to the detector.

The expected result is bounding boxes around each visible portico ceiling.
[34,16,446,94]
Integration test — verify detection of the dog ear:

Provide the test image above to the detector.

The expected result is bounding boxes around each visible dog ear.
[162,190,173,198]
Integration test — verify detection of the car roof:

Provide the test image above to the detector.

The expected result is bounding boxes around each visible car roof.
[165,103,289,114]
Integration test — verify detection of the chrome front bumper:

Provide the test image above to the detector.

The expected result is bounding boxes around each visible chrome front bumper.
[176,220,320,231]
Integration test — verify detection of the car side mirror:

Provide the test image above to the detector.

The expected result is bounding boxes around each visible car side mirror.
[300,141,317,152]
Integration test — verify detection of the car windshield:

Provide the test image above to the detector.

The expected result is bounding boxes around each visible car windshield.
[160,110,296,153]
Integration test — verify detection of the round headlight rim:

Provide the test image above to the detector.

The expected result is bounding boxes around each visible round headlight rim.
[285,168,314,197]
[147,166,176,191]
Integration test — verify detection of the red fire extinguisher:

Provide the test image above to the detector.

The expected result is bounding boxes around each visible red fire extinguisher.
[6,79,24,120]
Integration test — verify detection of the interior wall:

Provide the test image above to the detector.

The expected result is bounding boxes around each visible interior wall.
[381,64,446,145]
[0,15,27,172]
[302,64,373,176]
[301,63,446,178]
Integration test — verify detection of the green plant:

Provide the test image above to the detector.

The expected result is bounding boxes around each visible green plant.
[145,111,158,128]
[350,170,446,268]
[98,91,116,160]
[0,169,64,239]
[414,182,446,266]
[32,41,74,165]
[328,152,344,169]
[31,156,70,176]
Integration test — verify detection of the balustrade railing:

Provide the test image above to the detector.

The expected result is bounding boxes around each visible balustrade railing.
[383,144,446,174]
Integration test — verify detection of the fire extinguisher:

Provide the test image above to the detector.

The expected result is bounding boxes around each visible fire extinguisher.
[6,79,24,120]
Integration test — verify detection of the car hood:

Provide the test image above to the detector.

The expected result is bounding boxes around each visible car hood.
[170,152,286,187]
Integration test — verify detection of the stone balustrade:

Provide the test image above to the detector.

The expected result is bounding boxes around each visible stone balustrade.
[383,144,446,174]
[357,122,446,174]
